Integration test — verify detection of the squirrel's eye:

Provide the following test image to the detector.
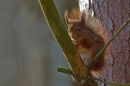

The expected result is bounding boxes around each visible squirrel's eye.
[78,27,81,31]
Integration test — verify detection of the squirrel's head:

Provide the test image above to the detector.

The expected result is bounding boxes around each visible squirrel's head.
[64,10,86,41]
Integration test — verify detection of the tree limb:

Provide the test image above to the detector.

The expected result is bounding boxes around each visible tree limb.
[89,18,130,68]
[38,0,98,86]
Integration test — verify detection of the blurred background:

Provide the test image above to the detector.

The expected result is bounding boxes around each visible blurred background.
[0,0,78,86]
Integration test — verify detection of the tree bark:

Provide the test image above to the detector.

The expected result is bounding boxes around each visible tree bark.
[52,0,130,85]
[79,0,130,85]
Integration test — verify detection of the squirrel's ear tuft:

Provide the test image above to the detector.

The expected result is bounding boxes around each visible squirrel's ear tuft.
[81,10,87,25]
[64,10,70,26]
[81,15,85,25]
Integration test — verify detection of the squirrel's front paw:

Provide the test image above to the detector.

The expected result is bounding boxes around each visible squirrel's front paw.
[73,40,80,46]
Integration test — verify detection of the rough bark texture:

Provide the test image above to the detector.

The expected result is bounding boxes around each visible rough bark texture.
[92,0,130,85]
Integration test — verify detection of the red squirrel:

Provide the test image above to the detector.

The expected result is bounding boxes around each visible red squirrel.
[64,8,105,71]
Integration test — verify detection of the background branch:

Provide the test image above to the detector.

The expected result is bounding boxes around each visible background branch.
[90,18,130,68]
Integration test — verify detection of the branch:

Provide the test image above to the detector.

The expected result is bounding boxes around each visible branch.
[57,68,97,86]
[38,0,87,77]
[38,0,98,85]
[89,18,130,68]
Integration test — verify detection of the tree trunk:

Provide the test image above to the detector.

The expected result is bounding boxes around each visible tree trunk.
[79,0,130,85]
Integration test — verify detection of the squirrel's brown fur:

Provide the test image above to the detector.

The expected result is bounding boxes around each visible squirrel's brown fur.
[64,8,107,73]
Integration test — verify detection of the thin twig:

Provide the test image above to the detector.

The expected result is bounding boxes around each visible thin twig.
[57,68,72,75]
[89,18,130,68]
